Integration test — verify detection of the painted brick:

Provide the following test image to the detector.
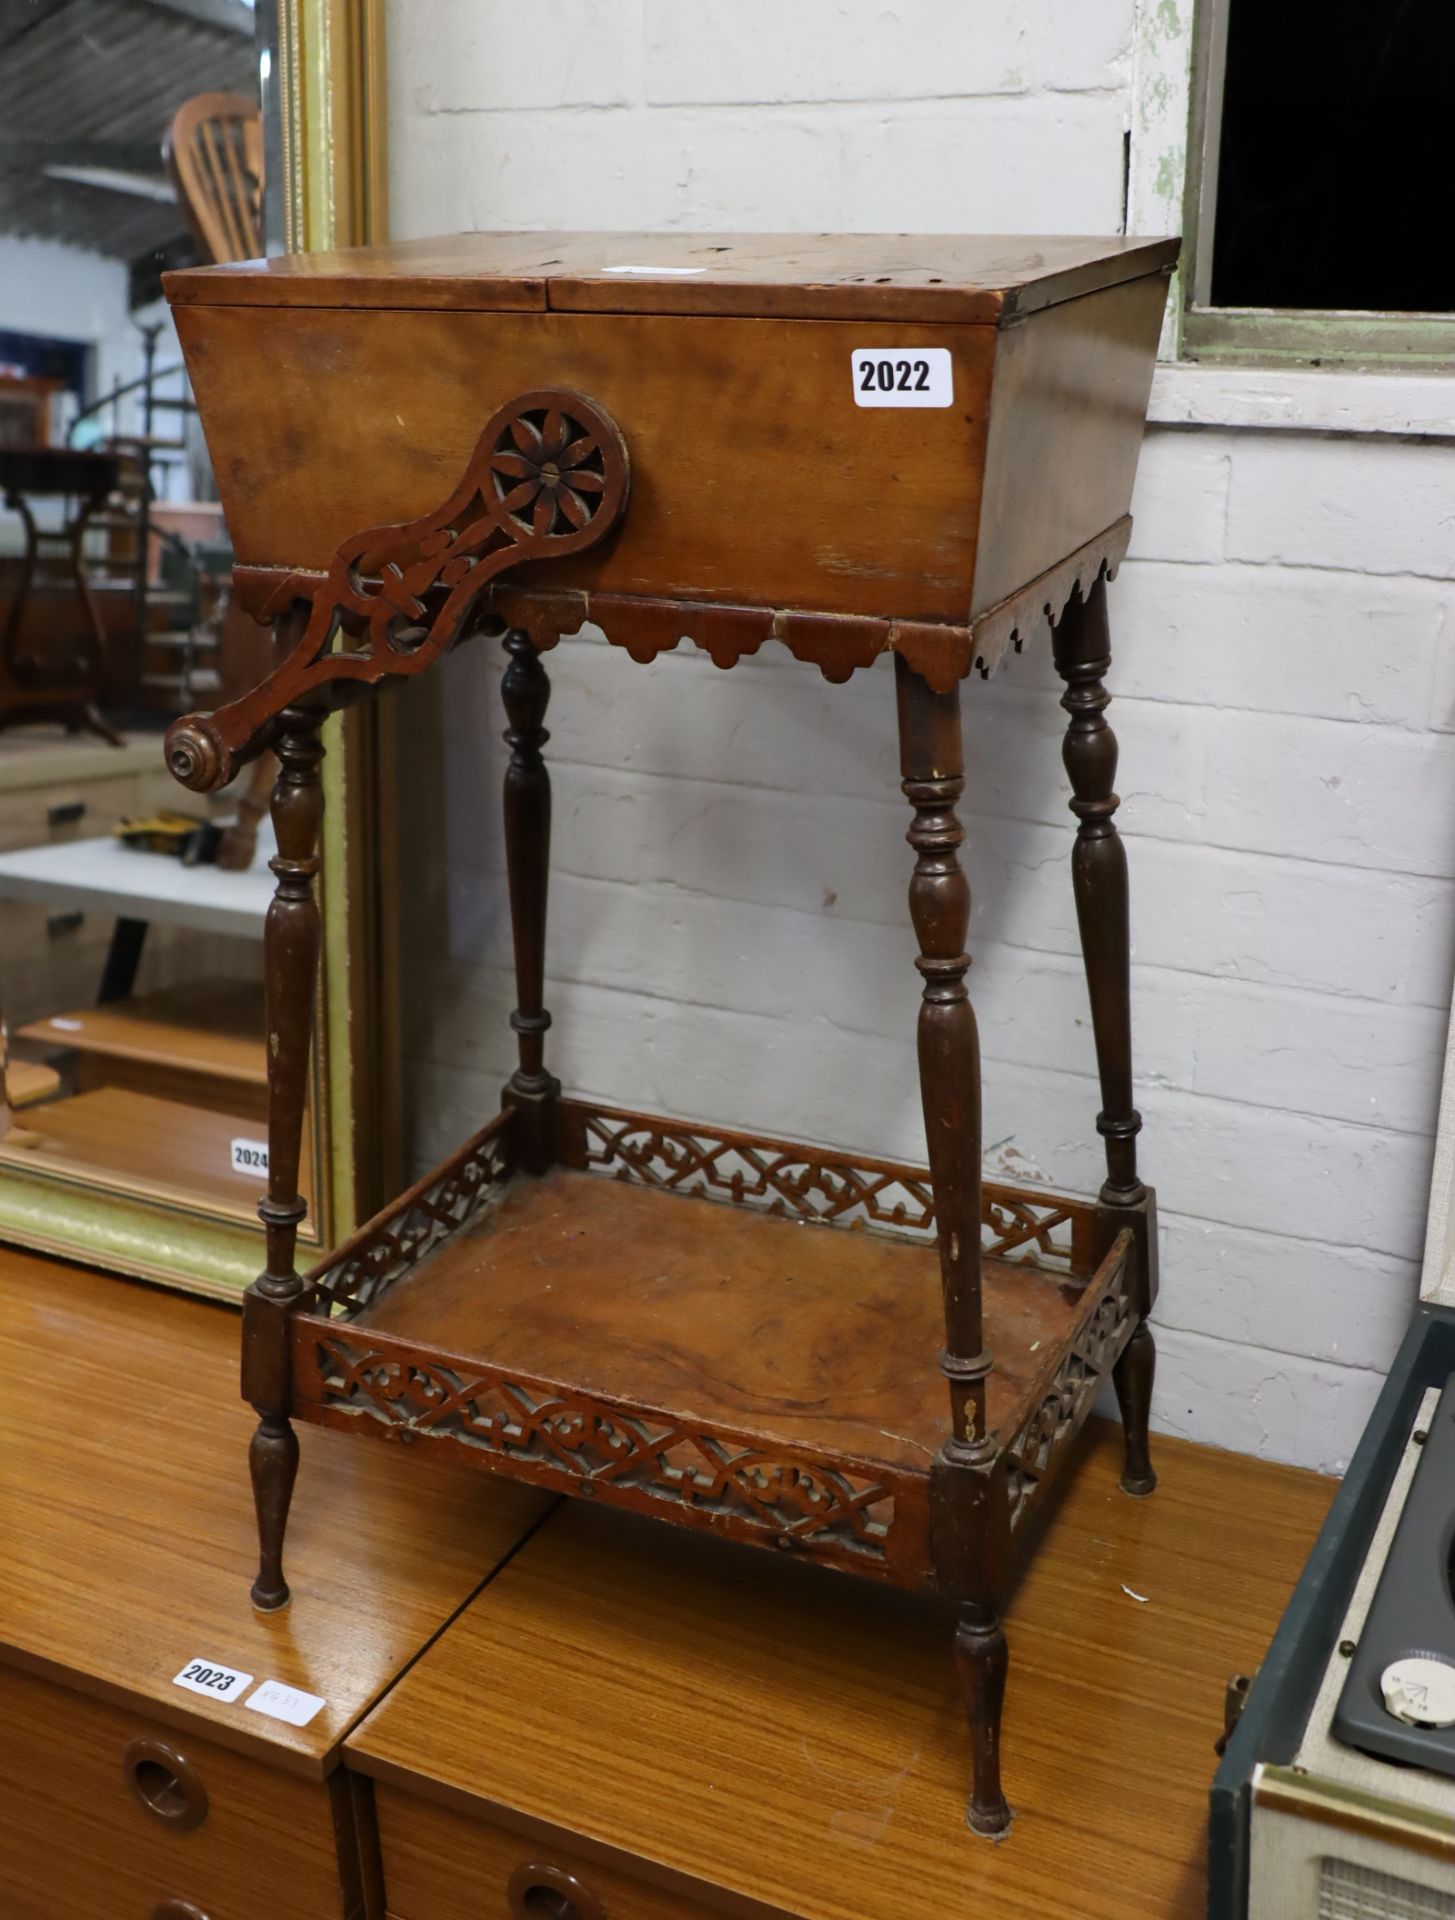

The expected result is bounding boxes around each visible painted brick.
[1151,1327,1383,1474]
[418,693,1455,1010]
[1153,1215,1417,1373]
[407,916,1434,1265]
[985,825,1455,1007]
[643,1,1127,106]
[398,0,643,115]
[1127,431,1230,563]
[1145,1083,1432,1260]
[519,641,905,806]
[1422,591,1455,732]
[402,870,1189,1088]
[1182,979,1447,1136]
[394,104,843,235]
[1200,707,1455,880]
[840,94,1128,232]
[645,1,1031,104]
[968,1068,1426,1259]
[1226,432,1455,578]
[1111,561,1445,727]
[404,861,1441,1137]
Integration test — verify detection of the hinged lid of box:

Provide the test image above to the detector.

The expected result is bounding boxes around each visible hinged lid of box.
[164,230,1178,322]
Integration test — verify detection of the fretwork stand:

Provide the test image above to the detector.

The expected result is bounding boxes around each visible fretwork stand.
[162,231,1178,1836]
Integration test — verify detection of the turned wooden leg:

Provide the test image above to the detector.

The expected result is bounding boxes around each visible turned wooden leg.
[249,1414,300,1611]
[955,1604,1011,1837]
[1113,1320,1157,1496]
[1053,572,1158,1497]
[894,654,990,1452]
[501,629,558,1173]
[897,659,1013,1828]
[243,683,326,1610]
[1052,572,1143,1211]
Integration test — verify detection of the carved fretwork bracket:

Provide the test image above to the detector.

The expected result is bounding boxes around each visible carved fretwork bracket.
[165,389,630,793]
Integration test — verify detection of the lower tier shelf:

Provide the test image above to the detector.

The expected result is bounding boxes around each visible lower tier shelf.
[290,1097,1139,1591]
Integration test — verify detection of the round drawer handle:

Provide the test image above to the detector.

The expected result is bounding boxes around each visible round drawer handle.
[122,1737,210,1832]
[507,1862,604,1920]
[153,1904,213,1920]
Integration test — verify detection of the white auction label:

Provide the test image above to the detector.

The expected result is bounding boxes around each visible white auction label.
[245,1680,327,1728]
[602,263,706,277]
[173,1657,253,1703]
[851,346,954,408]
[230,1137,269,1178]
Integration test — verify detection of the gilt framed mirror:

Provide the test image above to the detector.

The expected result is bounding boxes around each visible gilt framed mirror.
[0,0,393,1295]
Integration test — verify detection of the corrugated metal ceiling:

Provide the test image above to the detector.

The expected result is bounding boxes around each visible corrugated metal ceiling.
[0,0,255,265]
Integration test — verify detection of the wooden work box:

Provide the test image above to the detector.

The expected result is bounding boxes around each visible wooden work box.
[0,1248,550,1920]
[162,230,1178,1836]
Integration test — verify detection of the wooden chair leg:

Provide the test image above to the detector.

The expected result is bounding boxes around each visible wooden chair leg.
[955,1603,1012,1837]
[216,748,276,871]
[79,702,125,747]
[1113,1320,1157,1496]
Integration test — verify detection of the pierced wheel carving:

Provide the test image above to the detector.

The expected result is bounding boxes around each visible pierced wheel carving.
[166,387,628,793]
[491,402,615,537]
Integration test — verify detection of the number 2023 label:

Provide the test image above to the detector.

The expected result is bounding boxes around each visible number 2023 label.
[173,1657,253,1703]
[851,347,953,408]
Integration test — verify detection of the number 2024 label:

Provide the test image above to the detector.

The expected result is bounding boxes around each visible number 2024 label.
[851,347,953,408]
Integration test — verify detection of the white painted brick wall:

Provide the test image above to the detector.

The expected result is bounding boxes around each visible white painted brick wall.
[383,0,1455,1473]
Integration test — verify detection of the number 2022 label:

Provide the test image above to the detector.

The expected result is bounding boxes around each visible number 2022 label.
[851,346,953,408]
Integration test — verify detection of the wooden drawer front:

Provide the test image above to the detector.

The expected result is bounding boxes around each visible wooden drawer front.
[375,1784,730,1920]
[0,787,97,854]
[0,771,172,854]
[0,1665,351,1920]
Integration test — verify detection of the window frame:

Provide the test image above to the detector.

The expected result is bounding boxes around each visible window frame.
[1177,0,1455,371]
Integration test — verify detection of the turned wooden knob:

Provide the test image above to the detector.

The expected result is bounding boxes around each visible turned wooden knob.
[164,712,228,793]
[122,1737,210,1832]
[507,1862,604,1920]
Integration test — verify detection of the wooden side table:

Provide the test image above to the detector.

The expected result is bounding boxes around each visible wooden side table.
[161,230,1178,1834]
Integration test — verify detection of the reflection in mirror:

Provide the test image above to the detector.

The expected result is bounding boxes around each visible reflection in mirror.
[0,0,320,1269]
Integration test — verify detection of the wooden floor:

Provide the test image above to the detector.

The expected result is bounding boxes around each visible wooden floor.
[353,1418,1337,1920]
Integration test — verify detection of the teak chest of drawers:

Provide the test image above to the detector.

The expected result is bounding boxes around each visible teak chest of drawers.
[0,1248,550,1920]
[162,229,1178,1835]
[344,1428,1337,1920]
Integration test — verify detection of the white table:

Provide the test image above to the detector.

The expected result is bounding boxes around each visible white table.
[0,827,274,1001]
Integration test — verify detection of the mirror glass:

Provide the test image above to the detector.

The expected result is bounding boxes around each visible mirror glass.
[0,0,327,1284]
